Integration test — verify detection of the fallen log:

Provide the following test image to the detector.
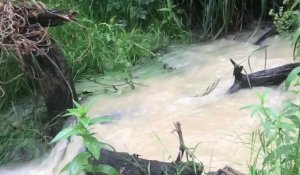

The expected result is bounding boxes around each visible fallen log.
[228,59,300,93]
[86,123,246,175]
[88,149,203,175]
[88,122,204,175]
[87,150,248,175]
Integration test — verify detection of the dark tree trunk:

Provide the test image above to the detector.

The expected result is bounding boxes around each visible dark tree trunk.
[87,149,203,175]
[17,8,79,136]
[228,59,300,93]
[24,40,77,136]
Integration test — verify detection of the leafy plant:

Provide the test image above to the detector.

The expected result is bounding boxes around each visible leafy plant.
[269,0,300,37]
[247,67,300,175]
[50,101,119,175]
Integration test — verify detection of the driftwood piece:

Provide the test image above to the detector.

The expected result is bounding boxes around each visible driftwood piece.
[228,59,300,93]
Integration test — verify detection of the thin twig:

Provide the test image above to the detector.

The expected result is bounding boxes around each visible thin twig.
[264,47,267,70]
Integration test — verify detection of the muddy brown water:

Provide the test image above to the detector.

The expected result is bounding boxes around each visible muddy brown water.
[0,37,294,175]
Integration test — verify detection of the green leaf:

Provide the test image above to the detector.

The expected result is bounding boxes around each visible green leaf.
[79,118,91,128]
[266,134,277,147]
[257,91,270,105]
[293,25,300,61]
[250,105,264,118]
[66,108,87,118]
[240,104,257,110]
[157,8,172,12]
[73,100,82,109]
[83,136,101,160]
[98,142,116,152]
[50,126,81,144]
[61,152,90,175]
[264,107,279,120]
[285,113,300,127]
[262,120,273,136]
[285,66,300,90]
[65,108,82,118]
[86,98,97,111]
[85,164,119,175]
[292,0,300,10]
[90,117,114,125]
[277,122,295,131]
[263,145,293,165]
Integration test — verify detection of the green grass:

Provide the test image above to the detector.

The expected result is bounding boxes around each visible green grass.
[0,54,33,112]
[0,103,50,164]
[43,0,189,77]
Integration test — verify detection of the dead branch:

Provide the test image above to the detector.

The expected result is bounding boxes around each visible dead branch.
[173,122,202,167]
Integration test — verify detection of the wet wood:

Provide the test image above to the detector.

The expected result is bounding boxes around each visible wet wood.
[87,149,203,175]
[228,59,300,93]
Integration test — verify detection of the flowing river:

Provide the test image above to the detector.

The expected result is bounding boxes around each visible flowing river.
[0,36,295,175]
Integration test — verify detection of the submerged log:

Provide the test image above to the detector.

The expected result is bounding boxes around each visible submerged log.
[87,149,203,175]
[228,59,300,93]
